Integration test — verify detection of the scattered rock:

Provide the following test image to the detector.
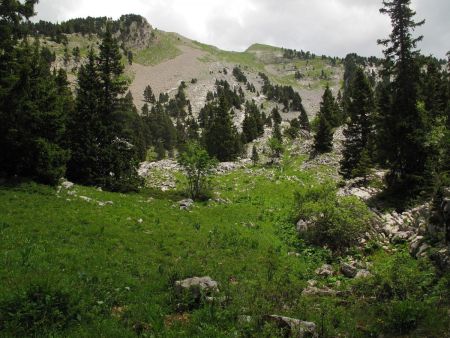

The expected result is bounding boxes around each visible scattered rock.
[296,218,315,234]
[416,243,431,257]
[237,315,254,324]
[302,285,336,297]
[263,315,318,338]
[340,262,357,278]
[174,276,219,306]
[315,264,334,277]
[355,269,372,279]
[79,196,92,202]
[178,199,194,210]
[430,248,450,272]
[288,252,301,257]
[391,231,414,244]
[98,200,114,207]
[61,180,74,189]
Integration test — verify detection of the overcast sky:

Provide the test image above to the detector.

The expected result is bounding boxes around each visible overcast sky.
[33,0,449,58]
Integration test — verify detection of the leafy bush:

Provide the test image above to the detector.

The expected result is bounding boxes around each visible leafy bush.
[178,142,217,200]
[294,183,371,253]
[0,284,78,335]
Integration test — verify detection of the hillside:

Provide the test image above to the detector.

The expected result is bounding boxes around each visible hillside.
[37,15,343,117]
[1,8,449,338]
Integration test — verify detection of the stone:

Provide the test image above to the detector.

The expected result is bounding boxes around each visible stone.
[302,285,336,297]
[391,231,414,244]
[79,196,92,202]
[288,252,301,257]
[355,269,372,279]
[296,218,314,234]
[315,264,334,277]
[416,243,430,257]
[175,276,219,303]
[340,262,357,278]
[178,199,194,210]
[61,180,74,189]
[237,315,254,324]
[430,248,450,272]
[263,315,318,338]
[409,236,424,257]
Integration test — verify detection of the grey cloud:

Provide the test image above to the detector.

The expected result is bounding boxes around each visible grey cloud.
[34,0,449,58]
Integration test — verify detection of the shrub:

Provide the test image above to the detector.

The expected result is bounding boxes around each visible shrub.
[294,183,371,253]
[0,284,78,335]
[178,142,217,200]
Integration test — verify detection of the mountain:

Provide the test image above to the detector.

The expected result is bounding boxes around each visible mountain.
[32,15,343,116]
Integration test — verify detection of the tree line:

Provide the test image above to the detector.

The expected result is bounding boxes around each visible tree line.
[313,0,450,200]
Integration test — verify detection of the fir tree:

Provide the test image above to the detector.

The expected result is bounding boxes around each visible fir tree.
[271,106,282,125]
[313,87,335,153]
[251,145,259,166]
[1,38,69,184]
[352,148,372,182]
[377,0,430,191]
[320,85,340,127]
[340,68,374,179]
[203,97,242,161]
[66,49,102,184]
[314,114,333,153]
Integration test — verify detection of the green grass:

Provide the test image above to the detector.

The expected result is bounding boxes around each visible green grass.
[192,41,266,72]
[245,43,282,53]
[134,32,182,66]
[0,153,449,336]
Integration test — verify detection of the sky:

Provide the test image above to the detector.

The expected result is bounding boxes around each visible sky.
[33,0,449,58]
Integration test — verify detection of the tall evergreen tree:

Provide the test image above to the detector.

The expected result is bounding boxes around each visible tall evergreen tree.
[313,87,335,153]
[143,85,155,104]
[340,68,374,179]
[1,38,69,184]
[67,28,142,191]
[320,85,340,128]
[66,49,102,184]
[203,97,242,161]
[377,0,430,190]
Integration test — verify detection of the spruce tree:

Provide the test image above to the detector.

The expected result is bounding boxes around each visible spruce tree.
[251,145,259,166]
[144,85,155,103]
[299,106,310,131]
[67,49,102,184]
[340,68,374,179]
[320,85,339,127]
[313,87,335,153]
[314,113,333,153]
[203,97,242,161]
[377,0,430,190]
[0,39,69,184]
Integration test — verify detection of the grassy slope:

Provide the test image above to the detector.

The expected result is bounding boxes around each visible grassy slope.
[134,31,183,66]
[1,152,448,336]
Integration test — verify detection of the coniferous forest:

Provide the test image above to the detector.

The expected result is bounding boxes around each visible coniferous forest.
[0,0,449,336]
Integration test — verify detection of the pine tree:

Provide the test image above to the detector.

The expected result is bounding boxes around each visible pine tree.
[340,68,374,179]
[351,148,372,182]
[272,122,282,142]
[271,106,282,125]
[377,0,430,191]
[299,107,310,131]
[203,97,242,161]
[320,85,340,127]
[143,85,155,103]
[251,145,259,166]
[313,87,335,153]
[67,29,142,191]
[314,113,333,153]
[1,38,69,184]
[67,49,102,184]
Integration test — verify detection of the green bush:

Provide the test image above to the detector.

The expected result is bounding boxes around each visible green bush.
[294,183,371,253]
[0,284,78,335]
